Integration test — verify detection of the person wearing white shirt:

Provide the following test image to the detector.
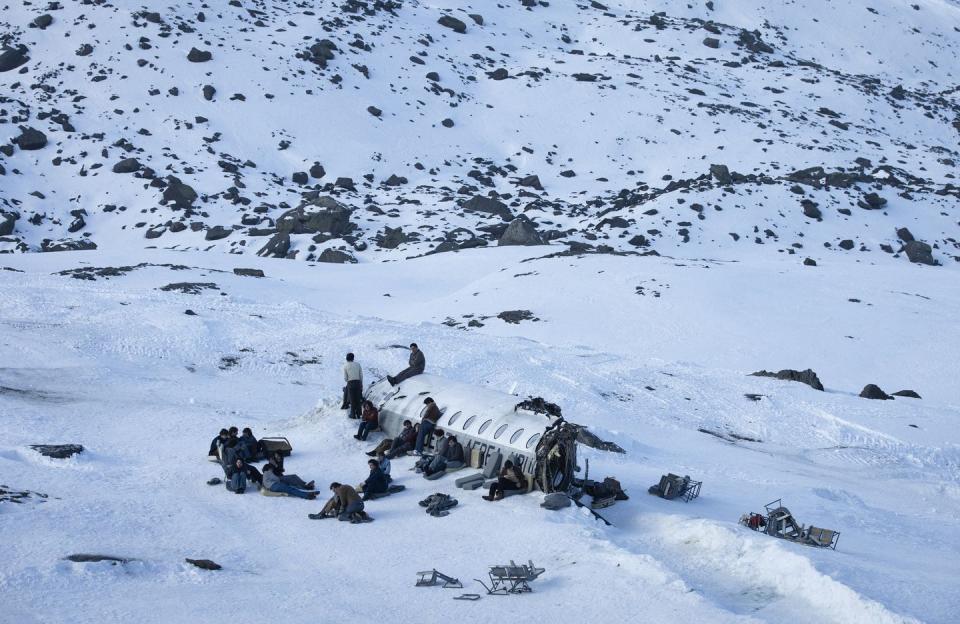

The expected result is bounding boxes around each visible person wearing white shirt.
[343,352,363,419]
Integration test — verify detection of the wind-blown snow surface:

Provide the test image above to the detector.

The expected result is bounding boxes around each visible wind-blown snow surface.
[1,248,958,623]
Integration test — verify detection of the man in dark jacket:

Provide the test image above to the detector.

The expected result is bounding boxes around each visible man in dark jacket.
[208,428,229,460]
[387,343,425,386]
[424,434,465,476]
[238,427,261,461]
[414,397,441,454]
[382,420,416,458]
[361,459,388,499]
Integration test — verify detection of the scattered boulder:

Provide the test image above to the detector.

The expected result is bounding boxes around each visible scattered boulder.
[0,45,30,72]
[30,444,84,459]
[803,257,817,266]
[377,226,408,249]
[702,37,720,49]
[895,227,914,243]
[838,239,855,250]
[162,176,198,208]
[41,239,97,252]
[750,369,824,391]
[277,198,353,237]
[204,226,232,241]
[0,212,18,236]
[384,174,407,186]
[202,85,216,101]
[292,171,309,185]
[65,554,130,564]
[335,177,356,191]
[13,127,47,151]
[185,558,222,571]
[233,268,265,278]
[159,282,219,294]
[112,158,141,174]
[857,193,887,210]
[437,15,467,34]
[498,310,537,324]
[903,240,936,265]
[187,47,212,63]
[801,199,821,220]
[462,195,513,221]
[517,175,543,191]
[31,14,53,29]
[367,106,382,117]
[318,248,357,264]
[499,216,544,246]
[859,384,891,400]
[76,44,94,57]
[891,389,921,399]
[309,163,326,179]
[709,164,732,184]
[258,232,291,258]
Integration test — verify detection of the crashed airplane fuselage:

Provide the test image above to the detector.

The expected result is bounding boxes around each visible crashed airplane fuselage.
[366,374,600,493]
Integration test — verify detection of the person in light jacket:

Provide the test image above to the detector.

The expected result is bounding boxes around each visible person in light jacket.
[262,464,317,499]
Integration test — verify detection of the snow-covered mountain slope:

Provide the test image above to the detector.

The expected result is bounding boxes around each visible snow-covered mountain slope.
[1,0,958,263]
[1,248,958,623]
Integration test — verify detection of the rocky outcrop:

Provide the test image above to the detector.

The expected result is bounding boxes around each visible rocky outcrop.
[499,216,544,246]
[750,369,824,391]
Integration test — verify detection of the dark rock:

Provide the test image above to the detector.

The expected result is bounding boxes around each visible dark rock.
[162,177,198,208]
[112,158,141,174]
[803,257,817,266]
[517,175,543,190]
[709,164,732,184]
[889,85,907,100]
[462,195,513,221]
[186,558,222,571]
[367,106,382,117]
[801,199,821,220]
[437,15,467,33]
[0,45,30,72]
[41,239,97,252]
[468,13,484,25]
[76,44,94,57]
[318,248,357,264]
[896,227,914,243]
[205,226,232,241]
[13,127,47,151]
[838,239,855,250]
[184,309,197,316]
[750,369,824,391]
[335,177,356,191]
[160,282,219,294]
[384,174,407,186]
[441,118,454,128]
[858,192,887,210]
[377,226,408,249]
[233,268,265,278]
[309,163,326,179]
[903,240,936,265]
[560,170,576,178]
[487,68,509,80]
[292,171,309,185]
[65,554,129,564]
[702,37,720,48]
[30,444,84,459]
[628,234,649,247]
[31,14,53,29]
[258,232,290,258]
[499,216,544,246]
[891,389,921,399]
[497,310,536,324]
[202,85,216,101]
[277,197,353,236]
[187,48,212,62]
[0,212,19,236]
[859,384,891,400]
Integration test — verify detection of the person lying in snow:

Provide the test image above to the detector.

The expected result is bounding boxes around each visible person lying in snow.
[262,463,317,499]
[310,483,370,522]
[386,342,425,386]
[482,461,525,501]
[354,400,379,441]
[359,459,388,499]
